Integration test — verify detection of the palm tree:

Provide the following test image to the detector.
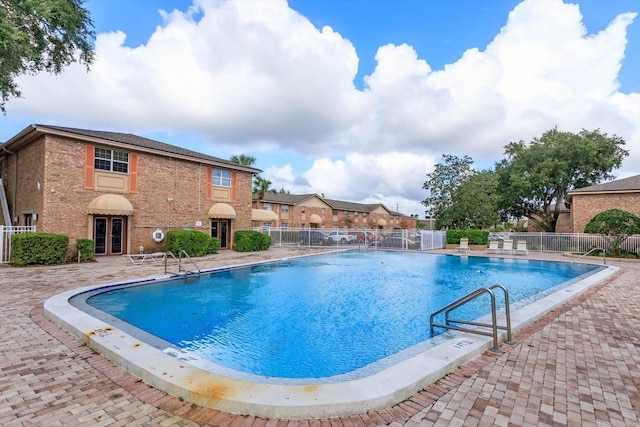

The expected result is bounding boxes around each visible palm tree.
[230,154,256,166]
[253,176,273,208]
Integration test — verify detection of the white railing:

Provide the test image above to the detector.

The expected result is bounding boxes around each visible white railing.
[0,225,37,263]
[488,232,640,254]
[259,227,640,256]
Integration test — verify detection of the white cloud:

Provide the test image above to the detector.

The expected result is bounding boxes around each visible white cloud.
[6,0,639,217]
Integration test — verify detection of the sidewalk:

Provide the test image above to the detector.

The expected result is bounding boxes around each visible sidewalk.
[1,248,638,426]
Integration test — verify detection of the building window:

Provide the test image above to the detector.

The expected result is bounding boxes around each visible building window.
[95,147,129,173]
[212,168,231,187]
[264,203,272,211]
[333,209,338,216]
[301,206,306,213]
[282,205,289,214]
[321,208,325,215]
[343,210,348,216]
[363,212,367,218]
[281,223,288,229]
[354,212,359,218]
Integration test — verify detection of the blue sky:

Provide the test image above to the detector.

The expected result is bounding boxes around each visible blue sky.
[1,0,639,217]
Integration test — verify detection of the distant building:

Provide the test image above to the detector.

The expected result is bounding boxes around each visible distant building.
[252,193,412,230]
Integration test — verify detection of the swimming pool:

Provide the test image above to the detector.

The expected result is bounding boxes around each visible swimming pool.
[44,251,615,418]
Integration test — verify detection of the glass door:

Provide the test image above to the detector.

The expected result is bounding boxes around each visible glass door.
[111,218,123,254]
[95,217,107,255]
[211,220,230,249]
[94,217,125,255]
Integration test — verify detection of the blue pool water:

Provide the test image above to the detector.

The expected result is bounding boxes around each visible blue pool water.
[83,251,599,380]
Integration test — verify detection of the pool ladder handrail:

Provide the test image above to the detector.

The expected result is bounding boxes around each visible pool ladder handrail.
[570,247,606,265]
[163,250,201,277]
[429,284,514,353]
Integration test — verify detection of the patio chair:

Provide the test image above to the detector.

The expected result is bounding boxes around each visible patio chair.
[457,237,470,252]
[500,240,514,255]
[514,240,529,256]
[485,240,500,254]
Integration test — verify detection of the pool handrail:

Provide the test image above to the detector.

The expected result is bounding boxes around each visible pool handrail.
[430,284,514,353]
[163,250,201,276]
[571,247,606,265]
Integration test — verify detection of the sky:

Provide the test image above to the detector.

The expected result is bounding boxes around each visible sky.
[1,0,639,218]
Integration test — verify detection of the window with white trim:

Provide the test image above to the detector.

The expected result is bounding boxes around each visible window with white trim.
[95,147,129,173]
[212,168,231,187]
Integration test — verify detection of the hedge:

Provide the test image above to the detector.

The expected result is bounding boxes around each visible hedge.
[10,233,69,266]
[234,230,271,252]
[75,239,95,262]
[166,229,220,257]
[446,229,489,245]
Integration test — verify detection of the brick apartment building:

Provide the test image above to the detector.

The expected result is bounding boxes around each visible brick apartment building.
[566,174,640,232]
[0,125,260,256]
[252,192,418,230]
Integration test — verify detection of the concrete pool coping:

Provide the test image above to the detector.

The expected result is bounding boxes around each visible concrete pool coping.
[43,255,618,419]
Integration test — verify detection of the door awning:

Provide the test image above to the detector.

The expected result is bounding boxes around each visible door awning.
[377,218,387,227]
[208,203,236,219]
[87,194,134,216]
[252,209,278,222]
[309,214,322,224]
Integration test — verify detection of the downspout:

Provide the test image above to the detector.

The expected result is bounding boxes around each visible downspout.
[1,146,17,224]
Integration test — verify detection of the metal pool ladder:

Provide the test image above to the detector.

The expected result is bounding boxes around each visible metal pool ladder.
[430,284,514,353]
[163,250,201,277]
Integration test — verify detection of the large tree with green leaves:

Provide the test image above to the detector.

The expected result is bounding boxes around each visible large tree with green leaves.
[422,155,500,229]
[0,0,95,112]
[495,128,628,232]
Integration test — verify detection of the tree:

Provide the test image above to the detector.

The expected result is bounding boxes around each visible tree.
[422,154,474,229]
[253,175,274,196]
[451,170,501,229]
[584,209,640,257]
[422,155,499,229]
[0,0,95,112]
[230,154,256,166]
[495,128,628,232]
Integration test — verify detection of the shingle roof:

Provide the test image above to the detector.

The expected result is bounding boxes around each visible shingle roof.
[323,198,386,213]
[568,174,640,194]
[253,193,393,214]
[4,124,261,173]
[253,193,320,205]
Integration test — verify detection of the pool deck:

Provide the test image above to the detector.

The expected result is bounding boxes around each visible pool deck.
[1,248,639,426]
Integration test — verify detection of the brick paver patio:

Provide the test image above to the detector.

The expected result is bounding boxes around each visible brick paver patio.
[1,248,638,426]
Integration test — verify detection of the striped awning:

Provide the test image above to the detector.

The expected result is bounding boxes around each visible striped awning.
[87,194,134,216]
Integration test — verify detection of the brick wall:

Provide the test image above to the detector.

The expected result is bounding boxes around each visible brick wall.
[7,134,255,254]
[571,193,640,232]
[3,136,46,225]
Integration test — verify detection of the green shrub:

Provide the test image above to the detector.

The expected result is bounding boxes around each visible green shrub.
[584,208,640,257]
[446,229,489,245]
[75,239,94,262]
[10,233,69,266]
[166,229,219,257]
[234,230,271,252]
